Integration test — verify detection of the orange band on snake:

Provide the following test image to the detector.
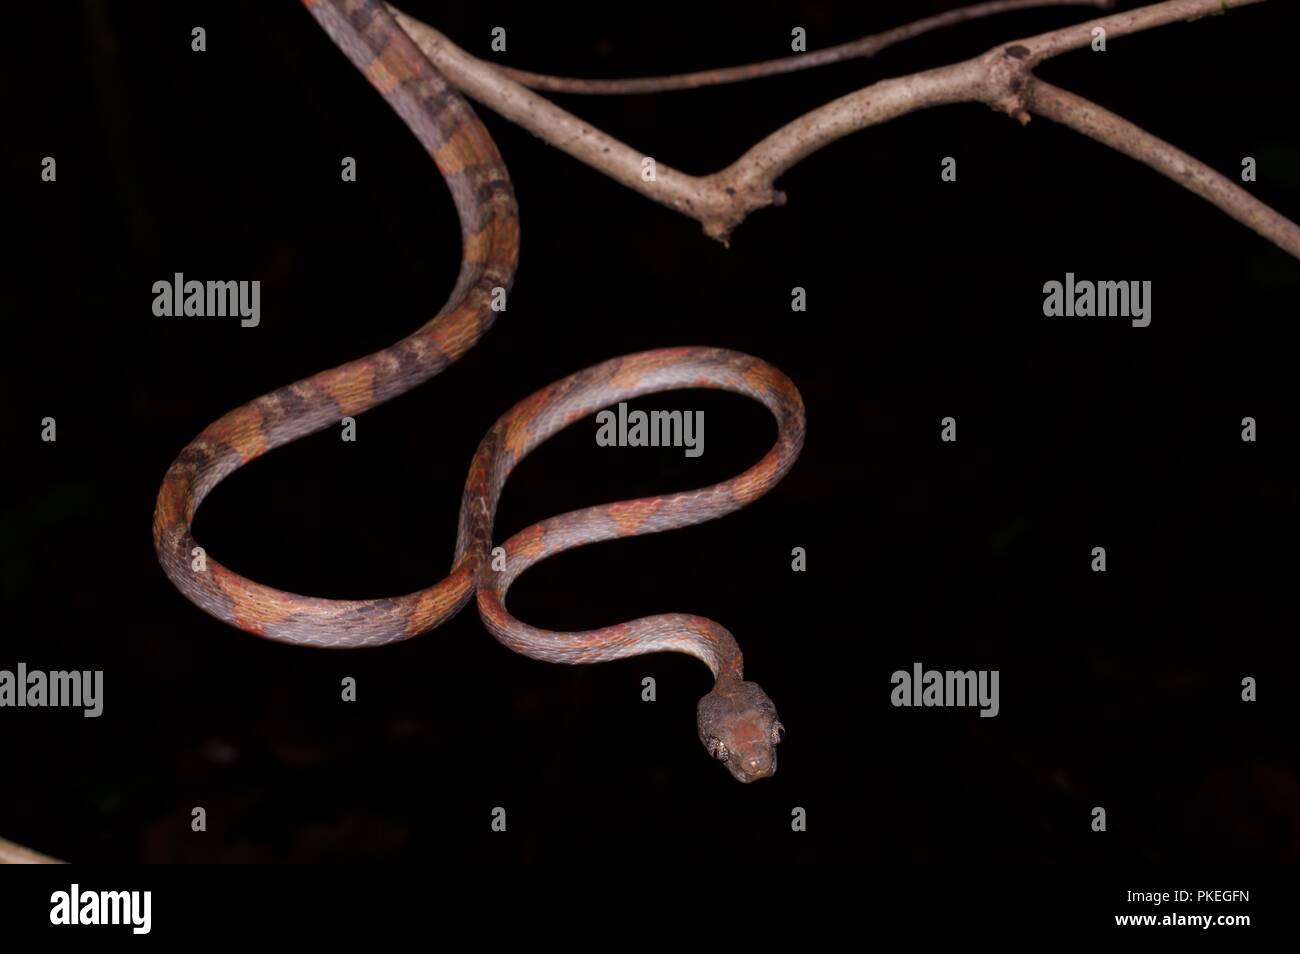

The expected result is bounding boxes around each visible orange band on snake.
[152,0,805,782]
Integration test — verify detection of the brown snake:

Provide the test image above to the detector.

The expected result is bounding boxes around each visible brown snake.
[152,0,806,782]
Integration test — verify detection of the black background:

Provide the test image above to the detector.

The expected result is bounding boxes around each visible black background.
[2,0,1298,866]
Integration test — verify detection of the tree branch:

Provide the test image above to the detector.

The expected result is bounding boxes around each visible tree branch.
[393,0,1296,257]
[492,0,1117,94]
[1024,79,1300,255]
[0,835,63,864]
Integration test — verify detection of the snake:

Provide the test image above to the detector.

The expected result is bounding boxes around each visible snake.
[152,0,806,783]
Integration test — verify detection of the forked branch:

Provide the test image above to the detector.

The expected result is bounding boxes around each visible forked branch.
[391,0,1299,256]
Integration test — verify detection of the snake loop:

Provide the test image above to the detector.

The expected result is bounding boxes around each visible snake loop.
[153,0,805,782]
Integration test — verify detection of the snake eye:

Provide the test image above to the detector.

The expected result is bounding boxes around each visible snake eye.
[706,737,730,762]
[772,722,785,744]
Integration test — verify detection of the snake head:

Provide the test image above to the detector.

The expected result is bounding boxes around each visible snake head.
[697,679,784,783]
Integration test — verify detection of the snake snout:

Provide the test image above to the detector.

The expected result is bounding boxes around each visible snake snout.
[697,678,784,783]
[737,750,776,783]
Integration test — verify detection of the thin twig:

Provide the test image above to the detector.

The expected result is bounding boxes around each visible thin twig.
[0,835,63,864]
[492,0,1116,94]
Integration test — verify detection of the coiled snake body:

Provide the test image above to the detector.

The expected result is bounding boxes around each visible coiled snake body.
[153,0,805,782]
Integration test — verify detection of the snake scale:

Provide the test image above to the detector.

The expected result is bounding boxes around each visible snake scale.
[152,0,806,782]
